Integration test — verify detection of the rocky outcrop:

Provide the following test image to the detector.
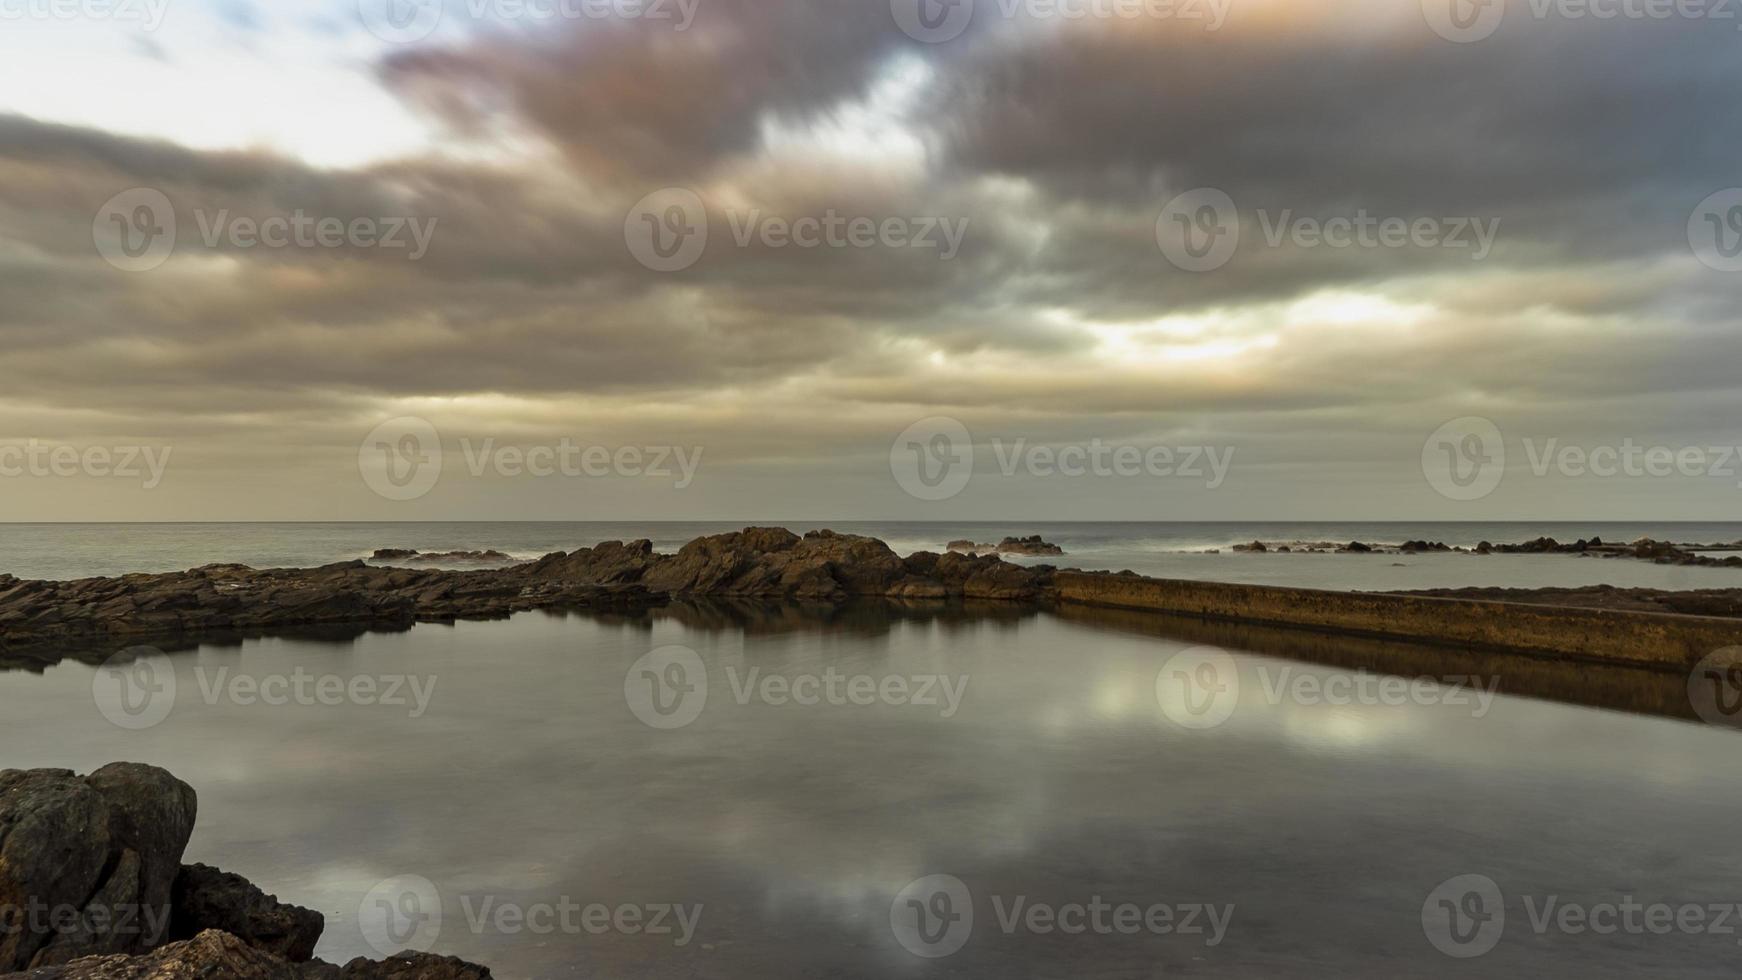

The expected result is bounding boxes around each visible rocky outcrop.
[168,866,321,963]
[330,951,491,980]
[7,930,491,979]
[368,551,518,566]
[9,929,320,979]
[0,765,196,970]
[526,529,1055,602]
[0,766,491,980]
[0,529,1058,663]
[0,563,659,663]
[946,536,1065,557]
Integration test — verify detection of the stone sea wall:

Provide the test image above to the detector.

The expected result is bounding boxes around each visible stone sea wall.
[1054,571,1742,670]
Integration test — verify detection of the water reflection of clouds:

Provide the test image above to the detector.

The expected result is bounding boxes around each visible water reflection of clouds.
[7,607,1742,975]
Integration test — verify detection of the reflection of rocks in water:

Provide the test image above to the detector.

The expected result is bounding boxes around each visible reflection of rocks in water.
[1052,603,1697,724]
[0,621,408,674]
[650,596,1046,640]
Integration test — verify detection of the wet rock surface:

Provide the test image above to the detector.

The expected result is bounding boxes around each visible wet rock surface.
[0,765,196,970]
[0,562,659,664]
[0,529,1054,668]
[168,865,322,963]
[526,528,1055,601]
[6,528,1742,670]
[367,551,519,566]
[945,536,1066,557]
[0,766,491,980]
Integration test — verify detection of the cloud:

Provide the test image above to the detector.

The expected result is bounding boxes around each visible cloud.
[3,4,1742,519]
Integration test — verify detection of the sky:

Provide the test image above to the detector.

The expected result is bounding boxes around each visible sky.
[3,0,1742,521]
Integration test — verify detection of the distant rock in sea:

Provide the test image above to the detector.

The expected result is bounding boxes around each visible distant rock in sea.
[370,549,520,565]
[946,535,1065,557]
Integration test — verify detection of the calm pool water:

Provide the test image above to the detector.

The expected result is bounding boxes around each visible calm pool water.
[3,603,1738,977]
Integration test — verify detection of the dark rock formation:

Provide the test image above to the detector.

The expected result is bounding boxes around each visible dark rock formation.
[1398,541,1453,553]
[945,536,1066,557]
[0,562,659,665]
[1340,542,1373,554]
[333,951,491,979]
[0,766,491,980]
[0,765,196,970]
[1233,541,1268,553]
[168,865,321,963]
[368,551,518,566]
[6,929,492,979]
[528,529,1054,602]
[8,929,319,979]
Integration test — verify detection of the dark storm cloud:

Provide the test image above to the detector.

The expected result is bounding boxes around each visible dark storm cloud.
[6,4,1742,518]
[378,0,915,184]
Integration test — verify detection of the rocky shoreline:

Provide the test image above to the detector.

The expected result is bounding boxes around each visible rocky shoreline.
[0,530,1053,666]
[1230,535,1742,567]
[0,764,489,978]
[5,527,1742,671]
[945,536,1066,557]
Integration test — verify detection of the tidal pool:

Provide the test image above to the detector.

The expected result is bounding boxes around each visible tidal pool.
[2,602,1737,978]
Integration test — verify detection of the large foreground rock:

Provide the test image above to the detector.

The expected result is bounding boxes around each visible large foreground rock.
[168,865,322,963]
[5,930,489,980]
[0,766,492,980]
[0,766,196,970]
